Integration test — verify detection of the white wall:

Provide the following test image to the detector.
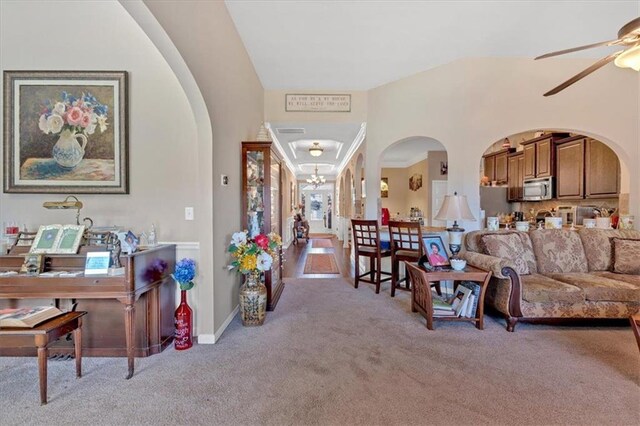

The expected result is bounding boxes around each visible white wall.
[365,57,640,227]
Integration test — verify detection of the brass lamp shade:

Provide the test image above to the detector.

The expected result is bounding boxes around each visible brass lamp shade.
[43,195,83,225]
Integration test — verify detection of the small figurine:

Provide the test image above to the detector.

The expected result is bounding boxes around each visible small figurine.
[148,224,157,247]
[111,238,122,268]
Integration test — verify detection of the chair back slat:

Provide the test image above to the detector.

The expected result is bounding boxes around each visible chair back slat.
[405,262,434,308]
[351,219,380,250]
[388,221,423,254]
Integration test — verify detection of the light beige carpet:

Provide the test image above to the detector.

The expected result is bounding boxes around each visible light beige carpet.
[303,253,340,274]
[1,278,638,425]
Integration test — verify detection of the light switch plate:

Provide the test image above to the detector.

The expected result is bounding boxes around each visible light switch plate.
[185,207,194,221]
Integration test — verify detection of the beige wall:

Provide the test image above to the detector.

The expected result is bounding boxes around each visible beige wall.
[143,0,264,336]
[364,57,639,227]
[380,168,408,217]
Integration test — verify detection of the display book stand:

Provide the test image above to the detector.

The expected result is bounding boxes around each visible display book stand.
[0,230,176,379]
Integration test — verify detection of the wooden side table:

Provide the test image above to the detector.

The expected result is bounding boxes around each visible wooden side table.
[409,263,492,330]
[0,311,86,405]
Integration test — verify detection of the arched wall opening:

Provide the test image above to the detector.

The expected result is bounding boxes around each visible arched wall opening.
[478,129,630,228]
[344,169,353,218]
[379,136,448,226]
[354,153,365,217]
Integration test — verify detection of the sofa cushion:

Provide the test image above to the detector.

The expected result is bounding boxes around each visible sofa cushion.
[593,271,640,287]
[578,228,640,271]
[529,229,588,274]
[520,274,584,304]
[464,230,519,253]
[612,238,640,275]
[547,272,640,303]
[480,233,537,275]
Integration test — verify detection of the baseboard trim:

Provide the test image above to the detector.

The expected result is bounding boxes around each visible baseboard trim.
[214,305,240,343]
[197,334,216,344]
[198,305,240,344]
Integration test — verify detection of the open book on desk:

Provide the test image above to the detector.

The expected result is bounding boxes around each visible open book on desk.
[0,306,64,328]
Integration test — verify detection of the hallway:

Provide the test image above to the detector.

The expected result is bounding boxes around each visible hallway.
[283,235,354,279]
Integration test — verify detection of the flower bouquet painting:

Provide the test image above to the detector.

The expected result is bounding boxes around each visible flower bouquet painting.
[3,71,128,194]
[228,231,282,326]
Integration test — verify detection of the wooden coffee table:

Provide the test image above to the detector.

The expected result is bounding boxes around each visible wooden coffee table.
[0,311,86,405]
[411,265,492,330]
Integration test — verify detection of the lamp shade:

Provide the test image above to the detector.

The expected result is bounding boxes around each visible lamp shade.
[434,193,476,222]
[614,45,640,71]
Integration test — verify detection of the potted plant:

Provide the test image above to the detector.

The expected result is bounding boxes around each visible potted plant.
[228,231,282,326]
[172,258,196,350]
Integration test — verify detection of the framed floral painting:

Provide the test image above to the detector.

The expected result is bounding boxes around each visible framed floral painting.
[3,70,128,193]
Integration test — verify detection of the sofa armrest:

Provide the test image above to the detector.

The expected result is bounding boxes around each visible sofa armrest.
[460,251,524,327]
[459,252,516,279]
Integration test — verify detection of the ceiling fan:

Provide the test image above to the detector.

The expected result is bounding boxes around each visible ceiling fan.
[536,16,640,96]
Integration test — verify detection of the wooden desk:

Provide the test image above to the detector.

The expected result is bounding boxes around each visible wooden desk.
[0,311,86,405]
[0,245,176,379]
[411,264,492,330]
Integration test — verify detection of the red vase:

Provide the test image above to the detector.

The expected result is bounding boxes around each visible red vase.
[174,290,193,350]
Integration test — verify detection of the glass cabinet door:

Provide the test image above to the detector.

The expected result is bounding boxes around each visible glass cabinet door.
[246,150,265,237]
[269,159,281,284]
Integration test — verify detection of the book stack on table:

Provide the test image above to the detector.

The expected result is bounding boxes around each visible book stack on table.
[432,281,481,318]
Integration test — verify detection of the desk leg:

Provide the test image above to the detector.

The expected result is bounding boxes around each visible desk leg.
[74,319,82,378]
[36,342,48,405]
[124,303,135,379]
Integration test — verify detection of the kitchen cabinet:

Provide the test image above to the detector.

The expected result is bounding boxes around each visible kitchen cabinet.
[482,148,513,184]
[521,133,569,179]
[555,136,620,200]
[585,138,619,198]
[555,137,584,199]
[507,152,524,201]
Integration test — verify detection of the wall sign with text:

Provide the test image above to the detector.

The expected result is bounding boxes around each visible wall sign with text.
[285,94,351,112]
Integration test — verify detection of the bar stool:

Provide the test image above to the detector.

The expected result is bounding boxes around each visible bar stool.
[351,219,392,294]
[389,220,442,298]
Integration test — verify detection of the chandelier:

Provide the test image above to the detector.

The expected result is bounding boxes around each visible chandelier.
[306,164,326,188]
[309,142,323,157]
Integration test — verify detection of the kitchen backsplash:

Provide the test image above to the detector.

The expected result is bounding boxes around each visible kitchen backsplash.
[516,197,623,218]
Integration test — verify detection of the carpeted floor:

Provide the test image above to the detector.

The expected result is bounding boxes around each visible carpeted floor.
[1,277,639,425]
[303,253,340,274]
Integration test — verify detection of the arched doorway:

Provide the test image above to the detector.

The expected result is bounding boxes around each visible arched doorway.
[379,136,448,226]
[479,130,628,228]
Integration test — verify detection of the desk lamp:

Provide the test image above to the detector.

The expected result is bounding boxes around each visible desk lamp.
[434,192,476,258]
[43,195,92,227]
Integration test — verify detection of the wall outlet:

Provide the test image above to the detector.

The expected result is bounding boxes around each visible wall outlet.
[185,207,194,221]
[221,175,228,186]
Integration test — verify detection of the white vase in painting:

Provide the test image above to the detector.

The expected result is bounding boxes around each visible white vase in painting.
[52,129,87,168]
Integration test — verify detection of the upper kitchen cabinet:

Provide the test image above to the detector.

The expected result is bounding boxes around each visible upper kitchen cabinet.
[483,148,513,184]
[555,136,620,200]
[585,138,620,199]
[521,133,569,179]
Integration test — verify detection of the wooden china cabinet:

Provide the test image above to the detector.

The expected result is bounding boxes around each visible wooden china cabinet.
[241,141,284,311]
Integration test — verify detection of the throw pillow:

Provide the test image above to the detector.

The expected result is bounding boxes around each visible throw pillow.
[612,238,640,275]
[480,233,531,275]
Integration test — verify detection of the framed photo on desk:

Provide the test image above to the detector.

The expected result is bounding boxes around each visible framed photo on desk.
[422,235,450,268]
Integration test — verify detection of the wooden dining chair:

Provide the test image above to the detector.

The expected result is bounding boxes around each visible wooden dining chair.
[351,219,392,294]
[388,221,442,298]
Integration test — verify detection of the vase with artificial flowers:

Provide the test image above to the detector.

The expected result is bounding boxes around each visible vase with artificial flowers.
[172,258,196,350]
[228,231,282,326]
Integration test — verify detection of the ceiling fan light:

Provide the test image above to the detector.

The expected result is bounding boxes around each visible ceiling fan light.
[309,142,323,157]
[614,45,640,71]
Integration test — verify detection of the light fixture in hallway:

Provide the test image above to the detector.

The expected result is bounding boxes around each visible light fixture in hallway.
[306,164,326,188]
[309,142,323,157]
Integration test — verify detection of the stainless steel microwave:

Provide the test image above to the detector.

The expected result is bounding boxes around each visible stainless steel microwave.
[522,177,553,201]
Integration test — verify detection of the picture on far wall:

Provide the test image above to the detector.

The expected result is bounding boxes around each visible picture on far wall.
[380,177,388,198]
[3,70,129,193]
[409,173,422,191]
[440,161,448,175]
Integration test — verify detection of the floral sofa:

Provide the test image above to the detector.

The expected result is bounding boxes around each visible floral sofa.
[460,228,640,331]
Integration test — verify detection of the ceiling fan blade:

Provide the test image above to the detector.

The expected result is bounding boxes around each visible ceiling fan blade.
[535,39,621,60]
[543,50,623,96]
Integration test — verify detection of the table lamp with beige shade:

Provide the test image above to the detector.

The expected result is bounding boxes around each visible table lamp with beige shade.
[434,192,476,258]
